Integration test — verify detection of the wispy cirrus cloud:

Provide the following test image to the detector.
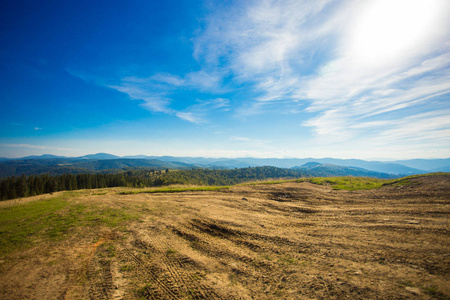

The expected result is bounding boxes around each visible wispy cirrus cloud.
[176,98,230,124]
[193,0,334,77]
[301,52,450,143]
[68,67,226,119]
[103,0,337,120]
[191,0,450,155]
[107,75,178,113]
[102,71,226,120]
[175,112,201,124]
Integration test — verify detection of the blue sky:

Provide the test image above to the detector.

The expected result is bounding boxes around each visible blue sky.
[1,0,449,159]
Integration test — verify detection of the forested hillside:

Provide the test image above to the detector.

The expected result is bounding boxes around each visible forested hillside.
[0,172,154,200]
[1,167,301,200]
[160,167,307,186]
[0,166,397,201]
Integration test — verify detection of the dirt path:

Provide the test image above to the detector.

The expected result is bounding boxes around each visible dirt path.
[0,176,449,299]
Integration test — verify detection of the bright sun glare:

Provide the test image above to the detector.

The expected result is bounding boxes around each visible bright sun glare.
[349,0,445,66]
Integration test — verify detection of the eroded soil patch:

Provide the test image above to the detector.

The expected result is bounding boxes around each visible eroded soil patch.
[0,176,449,299]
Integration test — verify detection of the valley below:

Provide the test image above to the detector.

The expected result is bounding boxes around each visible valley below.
[0,174,449,299]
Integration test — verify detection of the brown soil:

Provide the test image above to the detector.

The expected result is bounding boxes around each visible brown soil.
[1,175,449,299]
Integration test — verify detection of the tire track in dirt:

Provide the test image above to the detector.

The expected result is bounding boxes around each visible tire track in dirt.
[136,238,213,299]
[174,221,274,272]
[187,218,306,254]
[173,218,324,299]
[83,237,116,300]
[187,219,267,254]
[88,258,114,300]
[172,225,252,267]
[121,247,181,300]
[261,202,319,216]
[126,226,221,300]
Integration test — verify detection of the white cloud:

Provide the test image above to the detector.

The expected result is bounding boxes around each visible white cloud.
[190,0,347,117]
[185,70,223,91]
[150,73,185,86]
[175,98,230,124]
[68,70,178,114]
[105,69,227,117]
[191,0,450,156]
[175,112,202,124]
[193,0,334,77]
[201,98,230,110]
[108,76,175,113]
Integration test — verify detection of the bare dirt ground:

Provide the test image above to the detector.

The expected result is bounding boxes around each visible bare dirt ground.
[0,175,449,299]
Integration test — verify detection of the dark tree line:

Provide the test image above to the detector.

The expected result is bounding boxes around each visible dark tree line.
[0,170,162,201]
[158,166,305,186]
[0,167,305,201]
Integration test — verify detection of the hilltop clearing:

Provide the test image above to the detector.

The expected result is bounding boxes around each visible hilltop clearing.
[0,174,449,299]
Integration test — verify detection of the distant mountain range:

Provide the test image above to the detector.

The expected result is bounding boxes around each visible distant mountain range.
[0,153,449,178]
[122,155,449,174]
[0,157,194,178]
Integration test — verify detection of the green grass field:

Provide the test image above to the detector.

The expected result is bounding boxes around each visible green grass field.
[0,191,138,257]
[304,177,388,190]
[301,173,449,190]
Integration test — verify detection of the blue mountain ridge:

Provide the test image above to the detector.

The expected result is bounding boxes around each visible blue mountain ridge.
[3,153,449,175]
